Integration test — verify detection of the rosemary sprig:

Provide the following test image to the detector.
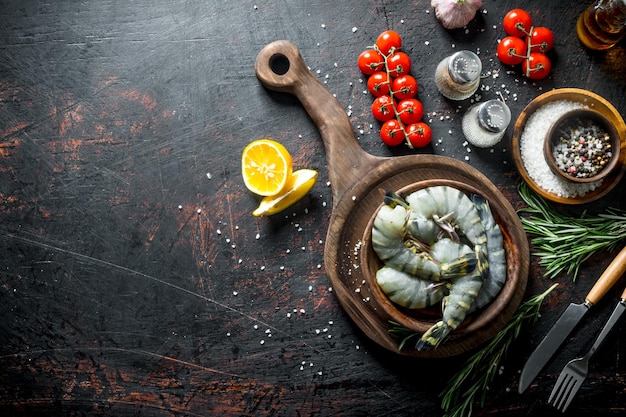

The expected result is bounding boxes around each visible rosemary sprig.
[517,182,626,280]
[440,283,558,417]
[388,320,420,351]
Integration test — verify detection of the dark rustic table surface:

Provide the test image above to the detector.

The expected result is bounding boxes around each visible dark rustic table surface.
[1,1,626,416]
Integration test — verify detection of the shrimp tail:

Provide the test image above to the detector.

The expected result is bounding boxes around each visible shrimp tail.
[440,252,477,279]
[415,321,451,351]
[383,189,409,208]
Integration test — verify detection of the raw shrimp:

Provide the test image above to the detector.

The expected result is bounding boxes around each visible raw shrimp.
[468,193,507,313]
[384,191,442,245]
[404,186,487,254]
[371,200,477,281]
[416,242,489,351]
[376,266,448,309]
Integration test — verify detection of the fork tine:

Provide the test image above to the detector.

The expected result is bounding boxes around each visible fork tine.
[558,379,582,412]
[549,366,583,413]
[549,372,572,410]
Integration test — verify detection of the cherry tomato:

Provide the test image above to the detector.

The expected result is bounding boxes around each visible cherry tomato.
[376,30,402,56]
[391,75,418,100]
[380,119,405,146]
[357,49,384,75]
[503,9,532,38]
[406,122,432,148]
[522,52,552,80]
[387,52,411,77]
[497,36,527,66]
[396,99,423,125]
[530,27,555,53]
[371,95,395,122]
[367,71,390,96]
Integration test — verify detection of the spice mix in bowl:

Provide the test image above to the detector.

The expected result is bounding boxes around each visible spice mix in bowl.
[544,108,621,183]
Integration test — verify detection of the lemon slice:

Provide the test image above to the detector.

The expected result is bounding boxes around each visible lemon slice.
[242,139,293,196]
[252,169,318,216]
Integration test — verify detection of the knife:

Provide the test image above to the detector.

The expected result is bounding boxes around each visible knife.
[518,245,626,393]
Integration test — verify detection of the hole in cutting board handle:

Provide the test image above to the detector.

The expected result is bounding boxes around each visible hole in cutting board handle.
[269,53,290,75]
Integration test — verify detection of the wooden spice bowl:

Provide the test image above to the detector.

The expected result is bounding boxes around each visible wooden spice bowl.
[511,88,626,204]
[544,108,621,184]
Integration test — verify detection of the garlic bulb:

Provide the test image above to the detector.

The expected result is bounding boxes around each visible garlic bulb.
[431,0,483,29]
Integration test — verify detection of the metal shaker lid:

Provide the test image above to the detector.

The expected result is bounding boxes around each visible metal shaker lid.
[477,99,511,133]
[447,50,482,84]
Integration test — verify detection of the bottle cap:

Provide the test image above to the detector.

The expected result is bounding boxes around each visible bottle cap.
[477,99,511,133]
[447,51,482,84]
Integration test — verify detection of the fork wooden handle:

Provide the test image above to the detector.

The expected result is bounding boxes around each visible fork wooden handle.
[586,246,626,305]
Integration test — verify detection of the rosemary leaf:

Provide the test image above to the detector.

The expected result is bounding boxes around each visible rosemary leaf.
[440,283,558,417]
[517,182,626,280]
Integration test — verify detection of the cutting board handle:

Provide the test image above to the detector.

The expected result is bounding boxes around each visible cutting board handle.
[586,245,626,305]
[255,40,378,206]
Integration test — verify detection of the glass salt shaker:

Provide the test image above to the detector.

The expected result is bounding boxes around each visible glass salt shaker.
[434,50,482,101]
[462,99,511,148]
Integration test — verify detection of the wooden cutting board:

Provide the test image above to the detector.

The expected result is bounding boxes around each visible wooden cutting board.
[255,40,529,358]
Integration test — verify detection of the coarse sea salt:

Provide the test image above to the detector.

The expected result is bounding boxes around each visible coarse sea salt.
[520,100,602,198]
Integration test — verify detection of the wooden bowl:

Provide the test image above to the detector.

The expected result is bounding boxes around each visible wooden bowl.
[361,179,522,353]
[511,88,626,204]
[544,108,621,184]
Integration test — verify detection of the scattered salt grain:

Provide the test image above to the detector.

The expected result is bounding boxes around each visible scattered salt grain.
[519,100,601,198]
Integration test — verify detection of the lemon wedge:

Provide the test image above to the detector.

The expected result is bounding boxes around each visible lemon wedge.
[252,169,318,216]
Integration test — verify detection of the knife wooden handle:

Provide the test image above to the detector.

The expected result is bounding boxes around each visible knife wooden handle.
[586,246,626,305]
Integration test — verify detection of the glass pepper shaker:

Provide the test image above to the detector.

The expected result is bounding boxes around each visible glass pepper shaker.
[462,99,511,148]
[434,50,482,101]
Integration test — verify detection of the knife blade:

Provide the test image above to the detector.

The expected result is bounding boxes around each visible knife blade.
[518,245,626,394]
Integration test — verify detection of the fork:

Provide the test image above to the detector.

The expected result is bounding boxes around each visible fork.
[548,286,626,412]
